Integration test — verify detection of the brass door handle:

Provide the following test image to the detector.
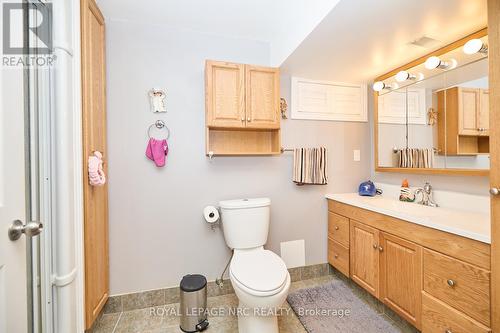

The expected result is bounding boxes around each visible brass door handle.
[373,244,378,249]
[490,187,499,196]
[335,226,339,230]
[378,246,384,252]
[447,279,456,287]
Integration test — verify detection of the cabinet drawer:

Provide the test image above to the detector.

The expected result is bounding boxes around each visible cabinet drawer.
[328,212,349,247]
[328,238,349,277]
[422,292,491,333]
[423,249,490,326]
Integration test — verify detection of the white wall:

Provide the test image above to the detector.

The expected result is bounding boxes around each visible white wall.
[106,20,371,295]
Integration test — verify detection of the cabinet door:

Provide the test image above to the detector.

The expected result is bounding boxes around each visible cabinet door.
[458,88,480,135]
[350,220,379,297]
[205,61,245,128]
[478,89,489,136]
[245,65,280,129]
[380,233,422,329]
[82,0,109,329]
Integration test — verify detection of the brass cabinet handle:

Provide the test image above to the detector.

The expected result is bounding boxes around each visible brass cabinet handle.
[335,226,339,230]
[373,244,378,249]
[247,117,251,122]
[378,246,384,252]
[447,279,456,287]
[334,254,339,259]
[491,187,499,196]
[445,329,453,333]
[241,117,245,121]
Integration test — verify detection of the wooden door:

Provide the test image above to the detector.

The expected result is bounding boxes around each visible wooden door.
[379,232,422,329]
[245,65,280,129]
[81,0,109,329]
[205,61,245,128]
[350,220,379,297]
[488,1,500,331]
[459,88,480,135]
[479,89,489,136]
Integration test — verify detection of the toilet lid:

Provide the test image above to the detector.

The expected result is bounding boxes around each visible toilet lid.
[230,250,288,293]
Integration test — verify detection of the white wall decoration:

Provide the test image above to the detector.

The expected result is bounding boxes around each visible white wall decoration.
[149,88,167,113]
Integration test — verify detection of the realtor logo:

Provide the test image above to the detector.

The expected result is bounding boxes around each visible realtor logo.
[3,2,53,55]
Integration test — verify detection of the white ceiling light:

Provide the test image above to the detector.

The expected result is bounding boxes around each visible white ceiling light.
[463,39,488,55]
[424,56,457,70]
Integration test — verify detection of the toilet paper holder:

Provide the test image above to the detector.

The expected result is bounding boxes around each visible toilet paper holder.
[203,205,221,230]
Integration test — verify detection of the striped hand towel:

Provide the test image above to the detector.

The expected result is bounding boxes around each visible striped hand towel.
[293,147,328,185]
[397,148,434,168]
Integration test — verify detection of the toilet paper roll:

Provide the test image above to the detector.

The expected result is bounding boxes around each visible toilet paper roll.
[203,206,220,224]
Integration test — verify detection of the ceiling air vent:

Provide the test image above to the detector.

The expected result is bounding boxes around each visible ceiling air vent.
[408,36,442,49]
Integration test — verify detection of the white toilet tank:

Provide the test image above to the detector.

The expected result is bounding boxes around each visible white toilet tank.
[219,198,271,249]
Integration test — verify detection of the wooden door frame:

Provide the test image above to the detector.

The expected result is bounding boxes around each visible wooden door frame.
[488,1,500,332]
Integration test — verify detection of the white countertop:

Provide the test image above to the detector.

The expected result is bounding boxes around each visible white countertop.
[326,193,490,244]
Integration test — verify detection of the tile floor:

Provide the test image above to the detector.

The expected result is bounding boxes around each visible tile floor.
[90,275,415,333]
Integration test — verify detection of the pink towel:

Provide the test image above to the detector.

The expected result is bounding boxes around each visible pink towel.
[88,151,106,186]
[146,138,169,167]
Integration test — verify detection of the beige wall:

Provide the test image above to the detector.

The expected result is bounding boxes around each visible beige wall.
[106,20,371,295]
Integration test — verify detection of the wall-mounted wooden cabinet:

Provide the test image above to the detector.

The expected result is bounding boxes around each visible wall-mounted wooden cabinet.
[437,87,490,156]
[205,60,280,156]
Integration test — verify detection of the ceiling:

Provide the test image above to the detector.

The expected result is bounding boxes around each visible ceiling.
[96,0,340,66]
[280,0,488,83]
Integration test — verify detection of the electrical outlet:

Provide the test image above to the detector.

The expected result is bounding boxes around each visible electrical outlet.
[353,149,361,162]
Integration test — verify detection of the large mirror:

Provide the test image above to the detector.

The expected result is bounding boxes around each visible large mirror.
[375,30,489,175]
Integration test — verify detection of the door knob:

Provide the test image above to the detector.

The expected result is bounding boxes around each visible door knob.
[447,279,456,287]
[8,220,43,241]
[373,244,378,249]
[378,246,384,252]
[490,187,500,196]
[247,117,251,122]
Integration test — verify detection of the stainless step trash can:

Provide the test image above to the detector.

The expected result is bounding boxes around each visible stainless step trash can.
[180,274,209,332]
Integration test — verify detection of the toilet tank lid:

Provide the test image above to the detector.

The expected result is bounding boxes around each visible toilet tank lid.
[219,198,270,209]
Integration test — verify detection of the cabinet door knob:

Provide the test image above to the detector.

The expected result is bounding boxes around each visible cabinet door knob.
[373,244,378,249]
[334,254,339,259]
[445,330,453,333]
[335,226,339,230]
[247,117,251,122]
[378,246,384,252]
[241,117,245,121]
[490,187,499,196]
[447,279,456,287]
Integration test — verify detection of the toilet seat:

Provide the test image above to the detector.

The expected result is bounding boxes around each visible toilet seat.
[230,249,288,296]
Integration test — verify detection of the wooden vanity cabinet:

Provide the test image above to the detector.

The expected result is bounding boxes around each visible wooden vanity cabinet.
[349,220,380,298]
[327,199,491,333]
[205,60,281,155]
[379,233,422,328]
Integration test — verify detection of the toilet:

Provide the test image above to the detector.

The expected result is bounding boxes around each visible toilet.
[219,198,290,333]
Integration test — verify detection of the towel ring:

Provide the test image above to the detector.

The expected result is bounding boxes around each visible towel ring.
[148,120,170,140]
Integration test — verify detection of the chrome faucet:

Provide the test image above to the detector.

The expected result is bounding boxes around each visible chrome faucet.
[414,182,439,207]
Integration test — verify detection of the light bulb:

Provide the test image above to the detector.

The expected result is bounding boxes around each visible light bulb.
[425,56,442,69]
[424,56,457,70]
[395,71,413,82]
[463,39,488,55]
[373,81,386,92]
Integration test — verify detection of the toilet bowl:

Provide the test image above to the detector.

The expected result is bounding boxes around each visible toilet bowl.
[218,198,290,333]
[229,248,291,333]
